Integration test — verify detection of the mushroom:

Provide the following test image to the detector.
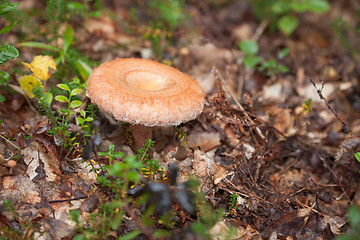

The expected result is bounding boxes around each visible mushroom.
[86,58,205,150]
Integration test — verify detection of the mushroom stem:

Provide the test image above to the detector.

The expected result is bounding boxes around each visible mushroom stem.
[130,124,154,151]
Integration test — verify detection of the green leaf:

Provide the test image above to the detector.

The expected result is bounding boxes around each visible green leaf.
[0,3,19,16]
[126,171,140,183]
[124,155,142,169]
[89,11,101,17]
[80,109,86,117]
[109,144,115,153]
[71,88,83,96]
[84,117,93,122]
[0,45,18,64]
[19,42,60,52]
[74,59,92,81]
[0,94,5,103]
[243,55,263,69]
[69,209,80,223]
[290,2,309,12]
[0,71,10,84]
[113,152,125,158]
[355,152,360,163]
[278,48,289,59]
[41,92,53,107]
[73,77,80,84]
[0,21,17,34]
[67,1,88,12]
[55,95,69,103]
[70,100,82,108]
[262,59,277,68]
[57,84,70,91]
[76,117,84,125]
[306,0,330,13]
[278,15,299,35]
[98,151,107,157]
[277,64,289,73]
[110,210,124,230]
[349,205,360,228]
[118,230,141,240]
[271,2,290,14]
[60,25,74,63]
[239,40,259,55]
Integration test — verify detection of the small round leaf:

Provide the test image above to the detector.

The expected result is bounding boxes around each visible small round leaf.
[70,100,82,108]
[55,95,69,103]
[57,83,69,91]
[278,15,299,36]
[239,40,259,55]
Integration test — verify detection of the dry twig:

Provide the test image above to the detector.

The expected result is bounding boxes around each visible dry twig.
[308,77,350,134]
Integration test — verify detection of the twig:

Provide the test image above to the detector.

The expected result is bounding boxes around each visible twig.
[252,17,270,42]
[308,77,350,134]
[212,67,265,139]
[0,134,20,150]
[49,196,87,203]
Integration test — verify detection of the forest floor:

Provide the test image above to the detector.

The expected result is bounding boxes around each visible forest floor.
[1,0,360,239]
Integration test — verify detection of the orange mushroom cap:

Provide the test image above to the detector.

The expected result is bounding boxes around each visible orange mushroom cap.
[86,58,205,126]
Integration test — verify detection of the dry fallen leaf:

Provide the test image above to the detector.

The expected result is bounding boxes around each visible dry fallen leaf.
[18,75,42,98]
[22,55,57,81]
[186,131,221,151]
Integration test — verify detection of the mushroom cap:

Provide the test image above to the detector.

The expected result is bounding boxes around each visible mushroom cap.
[86,58,205,126]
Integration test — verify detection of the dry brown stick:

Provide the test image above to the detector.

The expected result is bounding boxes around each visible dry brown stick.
[308,77,350,134]
[252,17,270,42]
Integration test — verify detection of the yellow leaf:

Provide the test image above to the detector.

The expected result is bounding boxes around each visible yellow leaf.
[18,75,42,98]
[22,55,57,81]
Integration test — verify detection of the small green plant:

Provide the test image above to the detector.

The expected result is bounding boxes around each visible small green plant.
[77,109,94,134]
[32,78,89,154]
[72,155,144,240]
[98,144,125,166]
[302,98,313,113]
[137,139,166,180]
[0,2,19,103]
[239,40,289,76]
[228,192,238,215]
[336,205,360,240]
[52,82,83,146]
[250,0,330,35]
